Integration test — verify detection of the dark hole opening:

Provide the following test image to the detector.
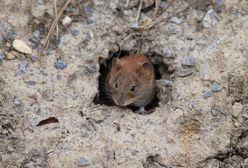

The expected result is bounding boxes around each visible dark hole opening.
[93,50,165,113]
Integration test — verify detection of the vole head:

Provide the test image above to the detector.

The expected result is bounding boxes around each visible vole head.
[106,56,155,107]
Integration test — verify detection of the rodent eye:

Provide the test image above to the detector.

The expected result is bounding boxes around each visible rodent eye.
[130,85,136,92]
[115,82,118,88]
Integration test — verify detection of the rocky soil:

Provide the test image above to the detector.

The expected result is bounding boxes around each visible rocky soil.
[0,0,247,167]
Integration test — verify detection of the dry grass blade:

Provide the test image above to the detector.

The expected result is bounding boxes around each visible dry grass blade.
[54,0,59,39]
[156,0,176,16]
[141,5,190,30]
[44,0,72,49]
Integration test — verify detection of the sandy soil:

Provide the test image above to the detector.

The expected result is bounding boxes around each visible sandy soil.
[0,0,248,167]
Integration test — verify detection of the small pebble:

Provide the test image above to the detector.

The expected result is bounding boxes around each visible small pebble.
[62,16,72,27]
[6,51,18,60]
[26,80,36,85]
[232,102,243,117]
[31,148,41,157]
[65,6,77,13]
[13,97,22,107]
[18,62,29,74]
[202,9,220,28]
[56,75,62,80]
[213,0,223,13]
[154,163,162,168]
[131,150,139,155]
[70,29,80,37]
[211,106,220,116]
[182,56,195,67]
[32,30,40,38]
[37,0,44,5]
[0,35,3,47]
[54,60,68,70]
[13,39,32,54]
[85,65,98,74]
[211,83,222,92]
[85,18,94,24]
[78,157,90,167]
[6,145,14,152]
[202,90,213,99]
[6,28,16,41]
[0,52,6,61]
[170,16,183,24]
[83,6,93,16]
[177,68,193,77]
[31,55,38,62]
[199,63,208,80]
[163,48,175,58]
[156,79,173,87]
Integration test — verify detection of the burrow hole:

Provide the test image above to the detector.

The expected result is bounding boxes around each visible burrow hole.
[93,50,175,113]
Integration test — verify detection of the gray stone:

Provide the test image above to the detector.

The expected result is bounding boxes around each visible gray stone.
[131,150,139,155]
[32,30,40,38]
[56,75,62,80]
[0,35,3,47]
[26,80,36,85]
[231,102,243,117]
[0,52,6,61]
[182,56,195,67]
[199,63,209,80]
[177,68,193,77]
[83,6,93,16]
[170,17,183,24]
[65,6,77,13]
[13,97,22,107]
[202,90,213,99]
[156,79,173,87]
[78,157,90,167]
[6,145,14,152]
[6,28,16,41]
[37,0,44,5]
[213,0,223,13]
[70,29,80,37]
[163,48,175,58]
[211,83,223,92]
[18,62,29,74]
[31,148,41,157]
[31,55,38,62]
[211,107,220,116]
[202,9,220,28]
[54,60,68,70]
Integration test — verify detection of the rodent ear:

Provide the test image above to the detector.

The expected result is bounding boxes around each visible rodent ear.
[139,62,153,71]
[111,57,123,68]
[137,62,153,79]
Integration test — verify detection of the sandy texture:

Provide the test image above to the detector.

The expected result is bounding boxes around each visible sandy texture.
[0,0,247,167]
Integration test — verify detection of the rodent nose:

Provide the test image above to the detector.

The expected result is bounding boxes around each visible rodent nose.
[113,96,126,106]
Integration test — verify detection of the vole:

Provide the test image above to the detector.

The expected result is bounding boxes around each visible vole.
[106,54,155,112]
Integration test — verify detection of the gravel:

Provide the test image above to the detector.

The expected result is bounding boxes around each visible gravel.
[182,56,195,67]
[31,55,38,62]
[26,80,36,85]
[202,9,220,28]
[18,62,29,74]
[0,52,6,61]
[78,157,90,167]
[211,83,223,92]
[202,90,213,99]
[170,17,183,24]
[54,60,68,70]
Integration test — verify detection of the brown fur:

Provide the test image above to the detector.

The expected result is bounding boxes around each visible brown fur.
[106,54,155,108]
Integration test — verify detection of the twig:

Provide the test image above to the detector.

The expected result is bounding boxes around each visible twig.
[141,5,190,30]
[44,0,72,49]
[54,0,59,39]
[156,0,176,16]
[134,0,143,27]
